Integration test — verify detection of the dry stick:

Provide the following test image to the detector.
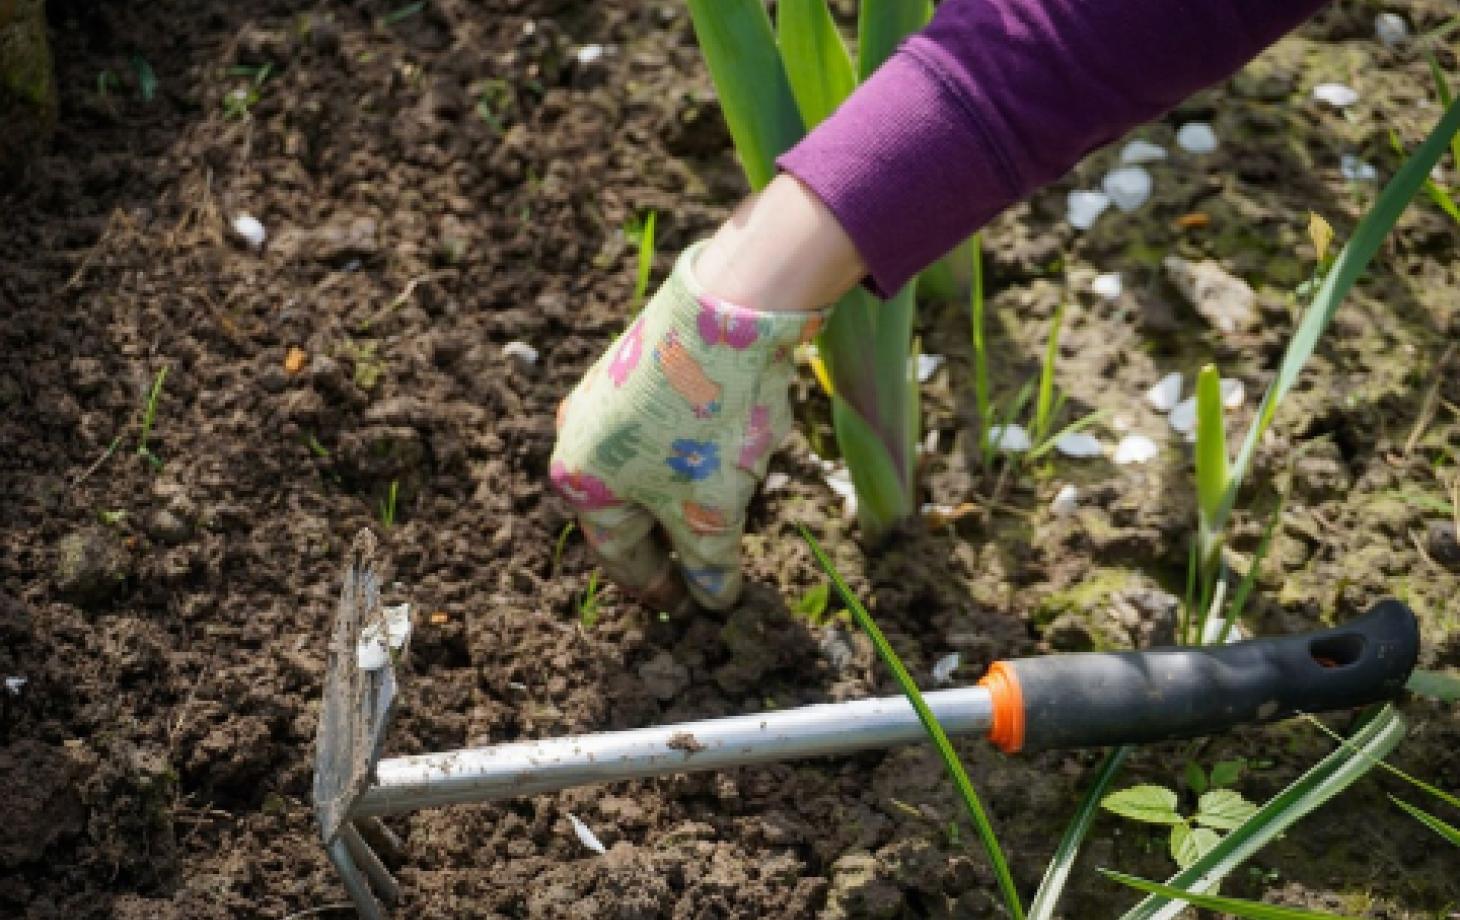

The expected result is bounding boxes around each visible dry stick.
[70,435,123,490]
[278,903,356,920]
[1403,343,1456,454]
[1411,530,1448,574]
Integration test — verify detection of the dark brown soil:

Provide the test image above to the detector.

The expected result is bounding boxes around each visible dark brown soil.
[1,1,1457,917]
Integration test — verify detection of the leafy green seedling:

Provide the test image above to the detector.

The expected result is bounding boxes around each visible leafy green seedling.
[578,570,602,629]
[223,64,272,119]
[1102,782,1259,871]
[790,581,830,624]
[475,79,510,133]
[137,366,168,469]
[305,433,331,458]
[98,509,127,527]
[379,480,398,529]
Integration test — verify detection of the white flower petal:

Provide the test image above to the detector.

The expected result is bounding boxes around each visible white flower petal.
[502,341,539,365]
[1313,83,1359,108]
[232,213,266,249]
[1340,154,1377,182]
[1220,378,1245,409]
[1176,123,1219,154]
[1050,484,1079,516]
[1168,397,1197,435]
[1091,272,1123,300]
[576,44,604,65]
[763,472,790,493]
[1145,372,1184,412]
[1067,190,1111,230]
[1112,434,1159,465]
[916,354,944,383]
[567,813,607,855]
[932,652,961,685]
[1054,432,1104,458]
[1102,166,1153,212]
[1120,139,1167,164]
[988,423,1031,453]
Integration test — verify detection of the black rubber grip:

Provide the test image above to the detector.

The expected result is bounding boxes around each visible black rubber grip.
[1007,600,1419,753]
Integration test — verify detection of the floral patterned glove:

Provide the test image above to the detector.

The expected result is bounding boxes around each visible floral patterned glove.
[549,242,824,610]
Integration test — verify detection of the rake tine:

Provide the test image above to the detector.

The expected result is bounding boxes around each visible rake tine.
[343,822,401,906]
[358,816,404,864]
[326,836,385,920]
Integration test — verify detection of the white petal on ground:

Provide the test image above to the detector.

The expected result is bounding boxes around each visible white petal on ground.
[576,44,605,65]
[763,471,790,493]
[1374,13,1408,48]
[4,676,25,695]
[1201,618,1246,644]
[916,353,945,383]
[987,423,1031,453]
[1112,434,1159,465]
[1054,432,1104,458]
[1067,190,1111,230]
[1168,397,1197,436]
[922,428,940,455]
[1340,154,1377,182]
[1176,122,1219,154]
[1120,139,1167,164]
[1050,484,1079,516]
[932,652,961,685]
[1091,272,1122,300]
[567,813,607,855]
[1145,372,1184,412]
[231,213,266,249]
[823,465,859,519]
[1220,378,1245,409]
[1313,83,1359,108]
[502,340,539,365]
[1102,166,1153,212]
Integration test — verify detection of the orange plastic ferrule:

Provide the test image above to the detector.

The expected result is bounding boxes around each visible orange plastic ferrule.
[978,661,1025,754]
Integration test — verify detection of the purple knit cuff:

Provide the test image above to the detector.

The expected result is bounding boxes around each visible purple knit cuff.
[777,46,1015,299]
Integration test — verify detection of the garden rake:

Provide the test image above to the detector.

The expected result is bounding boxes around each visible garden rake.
[314,531,1419,918]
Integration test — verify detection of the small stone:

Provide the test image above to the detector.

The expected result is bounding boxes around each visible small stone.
[987,423,1031,453]
[4,677,24,695]
[1313,83,1359,108]
[931,652,960,685]
[1163,256,1257,335]
[1374,13,1408,48]
[637,652,690,700]
[1050,484,1079,517]
[54,530,128,607]
[1176,122,1219,154]
[1092,272,1122,300]
[1340,154,1377,182]
[145,509,191,545]
[313,215,380,264]
[1145,372,1184,412]
[819,627,856,673]
[1426,521,1460,570]
[1067,190,1111,230]
[1102,166,1153,212]
[1120,139,1167,164]
[1112,434,1158,465]
[231,213,266,249]
[1054,432,1104,458]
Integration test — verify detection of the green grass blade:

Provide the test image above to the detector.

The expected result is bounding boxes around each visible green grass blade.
[1219,98,1460,531]
[1027,409,1110,461]
[1305,717,1460,811]
[632,211,657,307]
[856,0,931,80]
[1028,746,1131,920]
[1120,706,1406,920]
[1390,797,1460,846]
[686,0,804,190]
[776,0,857,129]
[1033,302,1066,443]
[1406,668,1460,702]
[969,233,991,446]
[799,526,1025,919]
[1216,493,1284,644]
[1424,53,1460,165]
[1103,871,1359,919]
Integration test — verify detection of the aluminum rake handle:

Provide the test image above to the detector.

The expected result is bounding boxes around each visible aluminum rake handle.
[354,687,995,817]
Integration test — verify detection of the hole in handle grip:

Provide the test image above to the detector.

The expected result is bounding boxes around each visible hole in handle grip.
[1309,633,1365,669]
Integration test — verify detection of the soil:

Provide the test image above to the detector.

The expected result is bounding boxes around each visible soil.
[1,1,1457,917]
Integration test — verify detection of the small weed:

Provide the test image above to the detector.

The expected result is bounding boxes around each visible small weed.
[790,581,831,625]
[305,433,331,458]
[577,570,602,629]
[379,480,399,529]
[1101,779,1259,870]
[97,509,127,527]
[551,520,576,575]
[475,78,511,132]
[624,211,658,308]
[223,64,271,119]
[137,366,168,469]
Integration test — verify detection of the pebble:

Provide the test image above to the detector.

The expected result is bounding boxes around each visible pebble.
[763,471,790,493]
[1313,83,1359,108]
[4,676,25,695]
[1054,432,1104,458]
[1427,521,1460,569]
[1162,256,1257,335]
[1120,139,1167,164]
[566,813,607,855]
[1102,166,1153,212]
[231,213,266,249]
[576,44,605,65]
[1091,272,1122,300]
[1374,13,1408,48]
[987,423,1031,453]
[1050,484,1079,516]
[1340,154,1377,182]
[1067,190,1111,230]
[916,354,944,383]
[1145,372,1183,412]
[931,652,960,685]
[1176,122,1219,154]
[1112,434,1158,465]
[637,652,690,700]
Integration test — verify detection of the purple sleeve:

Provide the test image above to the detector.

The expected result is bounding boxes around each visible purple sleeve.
[777,0,1328,297]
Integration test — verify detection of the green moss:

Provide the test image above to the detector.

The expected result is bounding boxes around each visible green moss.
[1034,567,1139,627]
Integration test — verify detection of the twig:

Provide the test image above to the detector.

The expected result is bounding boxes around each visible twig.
[70,435,123,490]
[278,903,356,920]
[366,270,455,328]
[1403,343,1455,454]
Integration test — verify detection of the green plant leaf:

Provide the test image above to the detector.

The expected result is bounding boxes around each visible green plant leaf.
[1033,301,1067,443]
[855,0,930,81]
[1103,870,1362,919]
[1195,789,1260,831]
[686,0,804,190]
[776,0,856,129]
[1390,796,1460,846]
[793,582,830,619]
[1184,762,1208,796]
[1170,823,1220,869]
[1406,668,1460,702]
[632,211,656,307]
[1219,98,1460,532]
[1119,706,1405,920]
[1210,759,1246,789]
[1028,746,1130,920]
[1101,785,1184,825]
[799,526,1025,919]
[1425,52,1460,165]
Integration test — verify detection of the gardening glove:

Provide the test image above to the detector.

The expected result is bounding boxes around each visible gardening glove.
[549,242,825,610]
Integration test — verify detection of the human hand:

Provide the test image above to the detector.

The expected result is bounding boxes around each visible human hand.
[549,242,825,610]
